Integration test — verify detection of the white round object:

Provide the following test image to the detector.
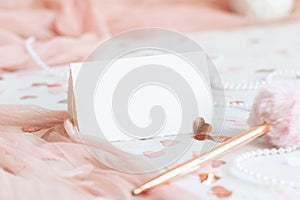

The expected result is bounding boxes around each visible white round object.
[229,0,295,20]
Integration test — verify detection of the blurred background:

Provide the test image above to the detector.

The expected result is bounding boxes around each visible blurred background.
[0,0,299,72]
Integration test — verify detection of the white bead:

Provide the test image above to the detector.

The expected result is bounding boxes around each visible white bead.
[278,148,285,154]
[279,180,285,185]
[255,173,261,179]
[263,149,270,155]
[263,176,269,181]
[286,147,292,152]
[271,178,277,183]
[270,148,277,155]
[256,149,263,156]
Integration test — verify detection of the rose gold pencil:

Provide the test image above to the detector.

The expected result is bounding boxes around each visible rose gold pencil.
[132,123,270,195]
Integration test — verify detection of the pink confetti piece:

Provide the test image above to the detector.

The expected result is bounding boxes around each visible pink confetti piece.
[31,83,48,87]
[210,136,231,143]
[48,88,66,94]
[208,186,232,198]
[256,68,274,73]
[20,95,37,100]
[193,134,207,141]
[193,117,211,135]
[160,140,180,147]
[143,150,164,158]
[211,160,226,168]
[229,100,244,105]
[199,173,220,185]
[165,162,180,170]
[22,126,41,133]
[193,151,201,157]
[47,83,62,88]
[58,99,68,104]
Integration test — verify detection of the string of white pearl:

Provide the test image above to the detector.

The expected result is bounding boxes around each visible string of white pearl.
[234,146,299,188]
[211,68,300,91]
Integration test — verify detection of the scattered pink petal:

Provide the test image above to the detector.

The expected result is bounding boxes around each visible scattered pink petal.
[20,95,37,100]
[22,126,41,133]
[199,173,220,185]
[211,160,226,168]
[208,186,232,198]
[160,140,180,146]
[0,76,3,80]
[143,150,164,158]
[58,99,68,104]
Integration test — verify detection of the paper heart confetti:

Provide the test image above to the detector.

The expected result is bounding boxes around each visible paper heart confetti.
[208,186,232,198]
[20,95,37,100]
[193,117,211,135]
[199,173,220,185]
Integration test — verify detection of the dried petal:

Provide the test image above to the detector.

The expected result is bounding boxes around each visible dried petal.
[208,186,232,198]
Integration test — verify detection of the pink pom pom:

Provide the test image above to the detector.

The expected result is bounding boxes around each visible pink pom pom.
[247,80,300,147]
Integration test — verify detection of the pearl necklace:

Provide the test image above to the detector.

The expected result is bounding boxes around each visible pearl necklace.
[212,68,300,187]
[234,146,299,188]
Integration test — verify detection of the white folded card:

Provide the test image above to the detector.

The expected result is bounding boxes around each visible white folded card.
[68,52,213,142]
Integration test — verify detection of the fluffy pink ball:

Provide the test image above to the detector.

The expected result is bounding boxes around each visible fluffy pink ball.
[247,80,300,147]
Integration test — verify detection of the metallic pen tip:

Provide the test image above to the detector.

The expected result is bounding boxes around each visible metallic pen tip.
[132,188,142,195]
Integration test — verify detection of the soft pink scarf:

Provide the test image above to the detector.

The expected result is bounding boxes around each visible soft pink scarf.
[0,105,200,199]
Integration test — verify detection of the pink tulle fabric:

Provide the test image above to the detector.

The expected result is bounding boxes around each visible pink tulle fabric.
[0,105,200,200]
[247,80,300,148]
[1,0,300,71]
